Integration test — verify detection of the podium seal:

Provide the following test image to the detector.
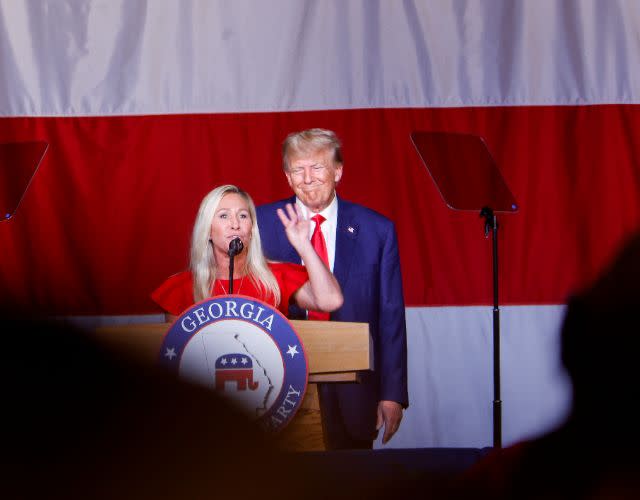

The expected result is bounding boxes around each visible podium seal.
[159,295,308,432]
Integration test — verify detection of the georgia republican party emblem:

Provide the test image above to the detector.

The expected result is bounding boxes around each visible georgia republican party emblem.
[159,295,308,432]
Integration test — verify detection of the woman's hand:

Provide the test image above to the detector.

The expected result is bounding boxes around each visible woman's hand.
[276,203,310,252]
[277,203,343,313]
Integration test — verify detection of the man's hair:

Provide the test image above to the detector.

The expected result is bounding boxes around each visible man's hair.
[281,128,343,171]
[190,184,280,304]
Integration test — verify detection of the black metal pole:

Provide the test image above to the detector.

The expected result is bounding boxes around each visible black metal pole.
[227,238,244,294]
[481,207,502,449]
[491,213,502,449]
[228,254,234,294]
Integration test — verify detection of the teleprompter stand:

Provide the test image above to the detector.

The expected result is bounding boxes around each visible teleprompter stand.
[411,131,518,449]
[0,141,48,223]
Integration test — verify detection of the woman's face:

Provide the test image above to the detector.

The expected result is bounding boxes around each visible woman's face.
[210,193,252,256]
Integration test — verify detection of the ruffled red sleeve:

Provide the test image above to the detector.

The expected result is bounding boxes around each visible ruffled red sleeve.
[150,271,194,316]
[268,262,309,312]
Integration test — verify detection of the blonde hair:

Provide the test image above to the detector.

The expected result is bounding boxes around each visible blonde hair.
[190,185,280,305]
[282,128,343,171]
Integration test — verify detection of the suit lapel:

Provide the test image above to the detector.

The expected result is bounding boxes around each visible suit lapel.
[333,198,358,289]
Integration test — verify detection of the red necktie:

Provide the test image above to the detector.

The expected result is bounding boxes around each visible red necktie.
[308,214,330,320]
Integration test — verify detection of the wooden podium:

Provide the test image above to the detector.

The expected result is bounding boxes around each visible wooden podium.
[94,320,370,452]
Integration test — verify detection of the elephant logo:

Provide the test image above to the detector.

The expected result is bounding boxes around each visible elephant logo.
[214,353,259,391]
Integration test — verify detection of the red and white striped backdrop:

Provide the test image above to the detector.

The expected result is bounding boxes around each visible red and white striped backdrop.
[1,0,639,447]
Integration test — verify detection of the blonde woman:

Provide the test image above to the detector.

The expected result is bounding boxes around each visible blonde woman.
[152,184,343,322]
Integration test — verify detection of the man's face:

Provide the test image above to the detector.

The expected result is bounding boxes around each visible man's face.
[284,149,343,213]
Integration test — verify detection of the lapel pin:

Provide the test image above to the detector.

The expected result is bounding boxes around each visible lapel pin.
[347,226,355,233]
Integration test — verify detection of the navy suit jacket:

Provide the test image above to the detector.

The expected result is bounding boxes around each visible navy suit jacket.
[257,196,408,440]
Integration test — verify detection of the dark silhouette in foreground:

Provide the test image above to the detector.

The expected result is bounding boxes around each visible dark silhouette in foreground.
[459,231,640,499]
[3,312,294,499]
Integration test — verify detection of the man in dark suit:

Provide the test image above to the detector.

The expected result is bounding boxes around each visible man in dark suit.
[257,128,408,449]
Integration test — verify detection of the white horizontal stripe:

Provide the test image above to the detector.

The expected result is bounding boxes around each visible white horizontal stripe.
[60,305,571,449]
[376,305,571,449]
[1,0,639,117]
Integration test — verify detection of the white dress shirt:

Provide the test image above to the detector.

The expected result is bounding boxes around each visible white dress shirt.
[295,195,338,272]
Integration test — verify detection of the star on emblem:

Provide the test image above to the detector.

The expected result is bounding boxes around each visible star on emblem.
[220,358,227,365]
[231,358,237,365]
[286,345,299,358]
[164,347,177,360]
[241,357,248,365]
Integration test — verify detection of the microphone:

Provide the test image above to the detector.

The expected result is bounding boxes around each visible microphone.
[227,238,243,294]
[228,237,244,257]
